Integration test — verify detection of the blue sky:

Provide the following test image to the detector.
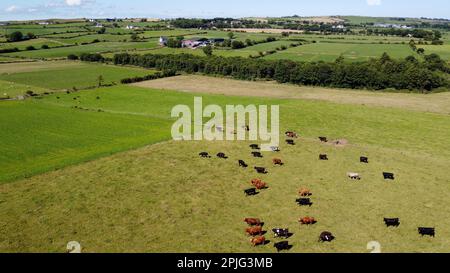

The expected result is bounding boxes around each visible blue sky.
[1,0,449,21]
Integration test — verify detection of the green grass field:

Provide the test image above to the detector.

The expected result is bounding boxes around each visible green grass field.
[1,42,155,59]
[264,42,417,62]
[1,84,450,252]
[0,61,154,90]
[1,19,450,253]
[0,80,48,99]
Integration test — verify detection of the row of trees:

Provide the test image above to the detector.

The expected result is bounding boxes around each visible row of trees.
[366,28,442,41]
[111,52,449,92]
[120,70,178,84]
[6,31,36,42]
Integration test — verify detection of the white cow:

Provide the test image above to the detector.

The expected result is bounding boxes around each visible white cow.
[347,172,361,180]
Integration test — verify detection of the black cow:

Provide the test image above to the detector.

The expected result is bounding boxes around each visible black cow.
[319,154,328,160]
[217,153,228,159]
[418,227,435,237]
[319,137,328,143]
[250,144,260,150]
[360,156,369,163]
[199,152,210,158]
[272,228,290,238]
[244,188,258,196]
[384,218,400,227]
[274,241,291,252]
[238,160,248,168]
[286,139,295,145]
[255,167,267,174]
[296,198,313,207]
[319,231,335,242]
[383,172,395,180]
[244,125,250,132]
[252,152,263,158]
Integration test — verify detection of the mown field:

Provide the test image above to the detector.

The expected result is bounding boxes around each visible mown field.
[1,83,450,252]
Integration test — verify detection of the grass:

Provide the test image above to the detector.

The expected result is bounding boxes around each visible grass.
[0,98,172,182]
[264,42,416,62]
[0,61,154,90]
[0,85,450,252]
[0,38,65,50]
[133,75,450,115]
[1,42,155,59]
[0,80,48,99]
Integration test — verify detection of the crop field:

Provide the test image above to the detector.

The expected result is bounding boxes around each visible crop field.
[1,83,450,252]
[0,61,154,91]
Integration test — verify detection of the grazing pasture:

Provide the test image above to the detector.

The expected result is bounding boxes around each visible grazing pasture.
[0,80,48,99]
[1,84,450,252]
[0,61,153,90]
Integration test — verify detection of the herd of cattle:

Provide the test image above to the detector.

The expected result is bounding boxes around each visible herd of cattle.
[198,131,435,252]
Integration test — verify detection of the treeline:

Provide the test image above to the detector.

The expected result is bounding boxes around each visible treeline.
[111,52,449,92]
[120,70,178,84]
[170,18,270,29]
[367,28,442,41]
[0,47,19,54]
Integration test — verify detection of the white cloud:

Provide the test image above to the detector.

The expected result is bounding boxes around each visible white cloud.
[367,0,382,6]
[5,5,18,12]
[65,0,82,6]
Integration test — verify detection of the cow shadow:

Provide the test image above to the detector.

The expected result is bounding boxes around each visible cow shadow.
[263,240,271,246]
[275,244,294,252]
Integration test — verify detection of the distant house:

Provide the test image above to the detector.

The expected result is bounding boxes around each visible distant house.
[125,25,138,30]
[38,22,50,25]
[182,38,211,49]
[177,37,225,49]
[159,36,168,46]
[374,23,412,29]
[94,23,104,28]
[332,25,346,30]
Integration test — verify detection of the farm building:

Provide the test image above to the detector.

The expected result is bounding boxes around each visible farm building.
[181,38,225,49]
[125,25,139,30]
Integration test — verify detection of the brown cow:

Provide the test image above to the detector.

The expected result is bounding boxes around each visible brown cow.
[244,218,261,226]
[299,217,317,225]
[251,236,266,246]
[251,179,262,185]
[285,131,298,138]
[246,226,263,236]
[253,181,267,190]
[272,158,283,165]
[299,188,312,197]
